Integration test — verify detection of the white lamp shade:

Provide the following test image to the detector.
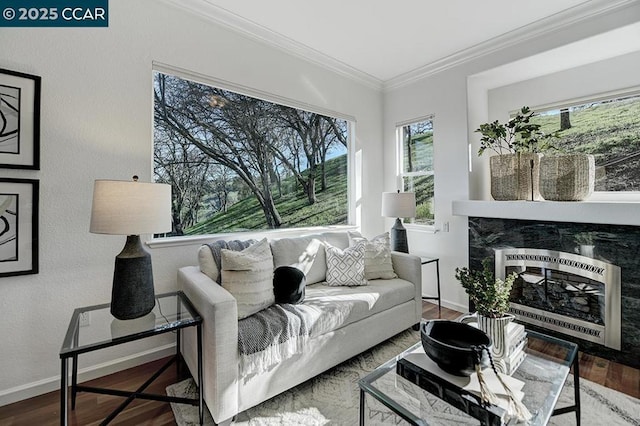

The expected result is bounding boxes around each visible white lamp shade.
[90,179,172,235]
[381,191,416,218]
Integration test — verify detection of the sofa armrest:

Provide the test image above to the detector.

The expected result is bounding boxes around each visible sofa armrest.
[391,252,423,323]
[178,266,239,424]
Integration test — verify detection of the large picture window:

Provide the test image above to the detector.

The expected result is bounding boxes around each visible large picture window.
[153,71,350,236]
[398,117,435,225]
[529,92,640,192]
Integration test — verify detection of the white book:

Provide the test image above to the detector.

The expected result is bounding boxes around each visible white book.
[506,338,527,366]
[504,348,527,375]
[506,332,528,357]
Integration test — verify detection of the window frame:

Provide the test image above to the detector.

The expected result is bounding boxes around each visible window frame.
[395,114,436,228]
[151,63,356,239]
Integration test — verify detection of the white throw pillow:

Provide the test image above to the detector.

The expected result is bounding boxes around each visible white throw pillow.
[270,236,326,285]
[325,243,367,286]
[221,238,275,319]
[348,231,397,280]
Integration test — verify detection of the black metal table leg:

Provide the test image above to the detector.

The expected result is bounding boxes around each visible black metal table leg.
[552,348,581,422]
[435,259,441,316]
[197,322,204,425]
[176,297,182,375]
[360,389,365,426]
[574,352,581,425]
[420,257,442,316]
[71,354,78,409]
[61,357,68,426]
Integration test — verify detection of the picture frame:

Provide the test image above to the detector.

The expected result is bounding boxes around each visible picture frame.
[0,68,41,169]
[0,178,39,277]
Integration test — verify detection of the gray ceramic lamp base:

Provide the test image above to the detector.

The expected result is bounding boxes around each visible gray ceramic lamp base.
[390,218,409,253]
[110,235,156,320]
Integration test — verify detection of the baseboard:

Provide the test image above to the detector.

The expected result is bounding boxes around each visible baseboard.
[0,343,176,407]
[421,297,466,314]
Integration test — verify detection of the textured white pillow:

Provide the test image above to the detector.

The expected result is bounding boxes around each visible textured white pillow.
[325,243,367,286]
[348,231,397,280]
[221,238,274,319]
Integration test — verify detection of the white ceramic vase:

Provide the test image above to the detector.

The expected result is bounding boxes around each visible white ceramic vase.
[475,313,515,360]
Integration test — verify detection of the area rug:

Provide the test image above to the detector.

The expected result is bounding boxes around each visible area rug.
[167,330,640,425]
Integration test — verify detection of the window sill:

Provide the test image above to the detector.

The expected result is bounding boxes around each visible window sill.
[145,225,359,249]
[404,223,439,234]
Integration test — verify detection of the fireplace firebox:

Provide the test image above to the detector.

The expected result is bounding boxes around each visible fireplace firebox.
[496,248,621,350]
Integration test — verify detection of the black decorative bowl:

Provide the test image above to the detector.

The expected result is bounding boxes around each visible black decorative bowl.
[421,320,492,376]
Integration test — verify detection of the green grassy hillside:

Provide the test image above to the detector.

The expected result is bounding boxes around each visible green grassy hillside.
[186,154,347,234]
[531,98,640,190]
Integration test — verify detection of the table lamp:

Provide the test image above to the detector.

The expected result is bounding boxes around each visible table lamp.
[381,190,416,253]
[90,176,172,320]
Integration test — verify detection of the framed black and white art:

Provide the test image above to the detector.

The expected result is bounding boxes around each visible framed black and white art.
[0,179,38,277]
[0,68,41,169]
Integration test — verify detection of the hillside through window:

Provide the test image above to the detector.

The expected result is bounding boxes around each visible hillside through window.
[153,71,349,236]
[398,117,435,225]
[530,93,640,191]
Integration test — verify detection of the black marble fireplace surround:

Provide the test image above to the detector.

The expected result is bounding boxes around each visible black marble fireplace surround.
[469,217,640,368]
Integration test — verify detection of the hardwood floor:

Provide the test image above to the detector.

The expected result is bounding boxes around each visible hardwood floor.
[1,302,638,425]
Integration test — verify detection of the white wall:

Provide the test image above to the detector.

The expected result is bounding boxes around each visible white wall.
[0,0,383,405]
[383,3,640,313]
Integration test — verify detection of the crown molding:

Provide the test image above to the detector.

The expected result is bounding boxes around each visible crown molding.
[160,0,637,93]
[160,0,384,91]
[383,0,639,91]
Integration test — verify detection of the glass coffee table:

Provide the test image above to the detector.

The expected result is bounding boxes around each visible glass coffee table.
[359,329,580,425]
[59,291,203,426]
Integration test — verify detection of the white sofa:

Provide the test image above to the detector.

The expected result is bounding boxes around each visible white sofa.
[178,231,422,424]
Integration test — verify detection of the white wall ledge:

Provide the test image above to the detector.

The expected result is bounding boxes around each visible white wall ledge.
[452,200,640,227]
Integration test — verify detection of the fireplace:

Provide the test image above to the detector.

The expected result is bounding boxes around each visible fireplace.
[465,216,639,368]
[495,248,621,350]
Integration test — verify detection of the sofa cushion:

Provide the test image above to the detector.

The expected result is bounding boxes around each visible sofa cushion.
[236,276,416,375]
[348,231,397,280]
[299,278,415,338]
[199,239,256,283]
[270,236,326,285]
[325,243,367,287]
[273,266,306,304]
[221,238,275,319]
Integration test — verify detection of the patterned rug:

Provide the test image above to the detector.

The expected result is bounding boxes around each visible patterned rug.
[167,330,640,425]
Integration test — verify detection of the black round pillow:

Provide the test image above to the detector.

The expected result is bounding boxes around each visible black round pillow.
[273,266,306,304]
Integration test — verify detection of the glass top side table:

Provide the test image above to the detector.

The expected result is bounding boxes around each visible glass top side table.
[59,291,203,425]
[358,329,580,425]
[419,256,441,315]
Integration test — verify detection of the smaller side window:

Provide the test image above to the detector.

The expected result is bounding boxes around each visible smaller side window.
[398,117,435,225]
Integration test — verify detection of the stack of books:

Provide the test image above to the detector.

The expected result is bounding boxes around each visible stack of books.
[499,321,528,375]
[467,318,528,375]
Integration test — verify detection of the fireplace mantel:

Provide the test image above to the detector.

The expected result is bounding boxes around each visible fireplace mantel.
[452,200,640,226]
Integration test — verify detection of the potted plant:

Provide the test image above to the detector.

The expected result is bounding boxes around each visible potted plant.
[476,106,559,201]
[455,258,517,360]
